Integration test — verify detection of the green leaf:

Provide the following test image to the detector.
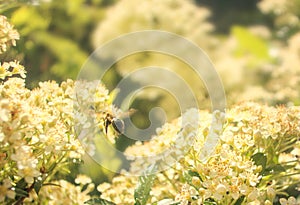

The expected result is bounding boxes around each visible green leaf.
[183,170,202,187]
[11,7,49,35]
[187,170,200,178]
[265,164,286,175]
[231,26,270,62]
[14,187,29,198]
[251,152,267,173]
[234,196,245,205]
[204,200,217,205]
[15,178,28,198]
[33,179,43,194]
[32,32,88,79]
[134,165,157,205]
[84,198,116,205]
[16,178,27,189]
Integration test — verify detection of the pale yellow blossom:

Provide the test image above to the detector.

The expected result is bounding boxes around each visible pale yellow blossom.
[0,179,15,202]
[0,15,19,53]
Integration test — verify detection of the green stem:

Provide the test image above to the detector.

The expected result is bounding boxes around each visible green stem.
[279,143,297,153]
[279,160,299,165]
[265,171,300,184]
[162,171,179,192]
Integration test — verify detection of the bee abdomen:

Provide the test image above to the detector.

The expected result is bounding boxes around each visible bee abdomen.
[112,118,125,135]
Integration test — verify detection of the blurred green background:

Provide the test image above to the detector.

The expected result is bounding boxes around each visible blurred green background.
[1,0,300,190]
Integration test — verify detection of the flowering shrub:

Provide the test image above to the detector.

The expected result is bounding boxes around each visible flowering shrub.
[0,15,113,204]
[0,59,99,203]
[0,16,19,54]
[1,1,300,204]
[97,103,300,204]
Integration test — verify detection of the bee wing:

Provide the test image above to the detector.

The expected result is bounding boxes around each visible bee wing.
[118,108,137,119]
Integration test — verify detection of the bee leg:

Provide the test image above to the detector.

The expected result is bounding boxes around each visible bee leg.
[104,119,111,135]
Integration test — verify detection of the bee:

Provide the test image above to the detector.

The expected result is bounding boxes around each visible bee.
[102,108,136,136]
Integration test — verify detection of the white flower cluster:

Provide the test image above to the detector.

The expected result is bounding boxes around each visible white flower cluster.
[199,110,226,161]
[126,108,201,174]
[0,68,115,203]
[0,15,19,54]
[99,102,300,204]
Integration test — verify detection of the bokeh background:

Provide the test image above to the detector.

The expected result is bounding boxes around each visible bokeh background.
[1,0,300,190]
